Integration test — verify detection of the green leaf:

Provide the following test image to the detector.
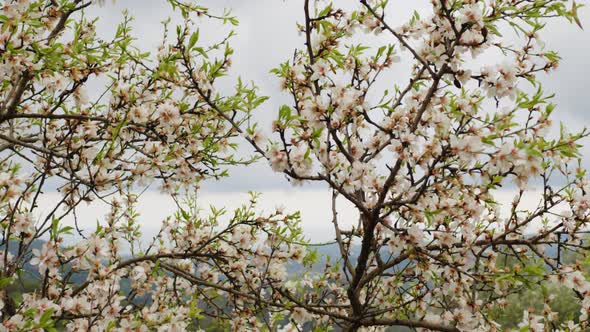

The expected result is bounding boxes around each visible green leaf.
[279,105,292,120]
[39,308,55,325]
[318,4,332,17]
[0,276,13,288]
[188,29,199,49]
[572,1,584,29]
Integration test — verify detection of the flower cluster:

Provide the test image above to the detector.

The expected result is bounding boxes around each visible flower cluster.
[1,191,309,331]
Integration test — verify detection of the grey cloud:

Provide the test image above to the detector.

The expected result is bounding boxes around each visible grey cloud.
[92,1,590,192]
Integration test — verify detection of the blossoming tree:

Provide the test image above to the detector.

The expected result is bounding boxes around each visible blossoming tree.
[0,0,307,331]
[258,0,590,331]
[1,0,589,331]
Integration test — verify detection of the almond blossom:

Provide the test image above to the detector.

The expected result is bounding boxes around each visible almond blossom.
[1,0,589,331]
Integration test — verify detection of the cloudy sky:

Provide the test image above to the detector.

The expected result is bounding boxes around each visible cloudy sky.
[38,0,590,244]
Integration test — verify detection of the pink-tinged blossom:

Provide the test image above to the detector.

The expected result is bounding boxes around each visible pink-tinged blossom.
[310,60,329,81]
[156,101,181,127]
[129,105,150,123]
[30,242,59,275]
[267,145,288,172]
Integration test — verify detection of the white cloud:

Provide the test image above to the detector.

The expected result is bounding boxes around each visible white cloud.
[35,187,555,250]
[34,190,358,248]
